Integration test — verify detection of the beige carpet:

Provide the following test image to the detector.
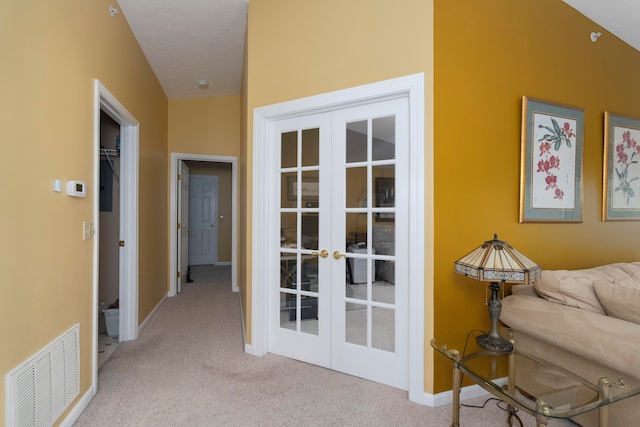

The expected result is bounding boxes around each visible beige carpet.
[73,265,578,426]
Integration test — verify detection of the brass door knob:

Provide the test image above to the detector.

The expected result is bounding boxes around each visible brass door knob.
[333,251,347,260]
[311,249,329,258]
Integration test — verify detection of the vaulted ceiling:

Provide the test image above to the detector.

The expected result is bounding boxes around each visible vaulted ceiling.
[116,0,640,99]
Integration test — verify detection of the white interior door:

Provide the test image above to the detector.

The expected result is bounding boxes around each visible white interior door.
[177,161,190,293]
[188,175,219,265]
[268,98,409,389]
[329,98,409,389]
[269,113,332,367]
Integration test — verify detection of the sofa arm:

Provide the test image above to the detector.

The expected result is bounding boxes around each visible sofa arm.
[501,294,640,378]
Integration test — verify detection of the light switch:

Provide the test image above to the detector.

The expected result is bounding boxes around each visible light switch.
[83,222,95,240]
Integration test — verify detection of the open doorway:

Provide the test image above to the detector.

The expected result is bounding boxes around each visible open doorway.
[97,111,121,367]
[169,153,238,297]
[93,81,140,388]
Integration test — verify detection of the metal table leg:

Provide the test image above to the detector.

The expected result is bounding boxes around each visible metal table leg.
[448,349,461,427]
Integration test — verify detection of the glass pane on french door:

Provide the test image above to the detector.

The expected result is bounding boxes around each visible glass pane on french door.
[344,115,397,352]
[279,128,321,334]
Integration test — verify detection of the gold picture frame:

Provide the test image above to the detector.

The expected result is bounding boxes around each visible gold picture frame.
[519,96,584,223]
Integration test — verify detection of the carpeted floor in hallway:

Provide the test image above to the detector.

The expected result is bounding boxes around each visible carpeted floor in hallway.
[73,265,576,427]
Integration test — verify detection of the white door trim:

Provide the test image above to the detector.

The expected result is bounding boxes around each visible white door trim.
[177,161,190,292]
[251,73,425,403]
[169,153,239,296]
[93,80,140,387]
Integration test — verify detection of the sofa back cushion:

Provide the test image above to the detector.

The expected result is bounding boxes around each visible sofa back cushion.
[533,262,640,315]
[593,279,640,324]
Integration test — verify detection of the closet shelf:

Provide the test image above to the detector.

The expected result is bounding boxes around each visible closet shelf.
[100,148,120,157]
[100,148,120,184]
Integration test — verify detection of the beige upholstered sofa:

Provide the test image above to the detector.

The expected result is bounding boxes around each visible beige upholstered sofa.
[500,262,640,427]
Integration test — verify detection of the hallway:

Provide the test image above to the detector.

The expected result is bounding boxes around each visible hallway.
[73,265,436,426]
[73,265,565,426]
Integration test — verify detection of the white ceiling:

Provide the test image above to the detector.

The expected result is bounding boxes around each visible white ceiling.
[562,0,640,52]
[116,0,639,100]
[117,0,248,99]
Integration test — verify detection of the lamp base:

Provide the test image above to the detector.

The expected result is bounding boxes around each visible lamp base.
[476,333,513,353]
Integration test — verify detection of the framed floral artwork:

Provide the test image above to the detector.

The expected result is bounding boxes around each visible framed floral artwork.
[519,97,584,222]
[603,112,640,221]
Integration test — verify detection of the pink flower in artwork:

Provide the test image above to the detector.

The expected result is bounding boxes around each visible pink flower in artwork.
[539,141,551,157]
[614,129,640,204]
[537,156,560,174]
[617,144,629,164]
[562,122,575,138]
[545,174,558,190]
[537,160,548,173]
[535,116,575,203]
[554,188,564,200]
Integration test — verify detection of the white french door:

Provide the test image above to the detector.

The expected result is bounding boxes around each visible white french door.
[268,98,409,389]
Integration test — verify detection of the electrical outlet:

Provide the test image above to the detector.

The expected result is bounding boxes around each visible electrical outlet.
[83,222,95,240]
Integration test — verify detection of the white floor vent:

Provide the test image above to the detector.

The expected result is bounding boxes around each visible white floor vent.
[6,324,80,427]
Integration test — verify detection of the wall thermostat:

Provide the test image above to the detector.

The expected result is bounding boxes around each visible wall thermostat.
[66,180,87,197]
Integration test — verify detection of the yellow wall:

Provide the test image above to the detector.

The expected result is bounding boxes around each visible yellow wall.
[168,95,241,278]
[168,96,241,156]
[245,0,435,389]
[434,0,640,391]
[0,1,168,423]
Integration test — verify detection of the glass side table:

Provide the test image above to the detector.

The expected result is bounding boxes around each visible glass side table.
[431,329,640,427]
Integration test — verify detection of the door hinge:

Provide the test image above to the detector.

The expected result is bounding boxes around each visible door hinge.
[178,174,181,180]
[177,271,181,278]
[177,222,181,229]
[119,240,125,247]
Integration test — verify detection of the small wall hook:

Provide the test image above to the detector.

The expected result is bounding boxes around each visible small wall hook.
[590,32,602,42]
[110,5,119,16]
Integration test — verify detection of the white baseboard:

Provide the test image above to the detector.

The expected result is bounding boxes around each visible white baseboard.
[59,385,95,427]
[423,377,508,407]
[138,292,168,336]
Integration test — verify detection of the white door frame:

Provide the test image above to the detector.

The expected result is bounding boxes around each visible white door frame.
[93,80,140,386]
[251,73,426,403]
[169,153,239,296]
[177,161,190,293]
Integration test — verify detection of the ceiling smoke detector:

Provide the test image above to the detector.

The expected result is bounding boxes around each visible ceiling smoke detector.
[197,80,209,89]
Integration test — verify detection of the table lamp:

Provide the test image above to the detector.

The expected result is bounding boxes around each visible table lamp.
[454,234,541,352]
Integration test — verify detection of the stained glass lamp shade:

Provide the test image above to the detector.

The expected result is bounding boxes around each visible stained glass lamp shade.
[454,234,541,352]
